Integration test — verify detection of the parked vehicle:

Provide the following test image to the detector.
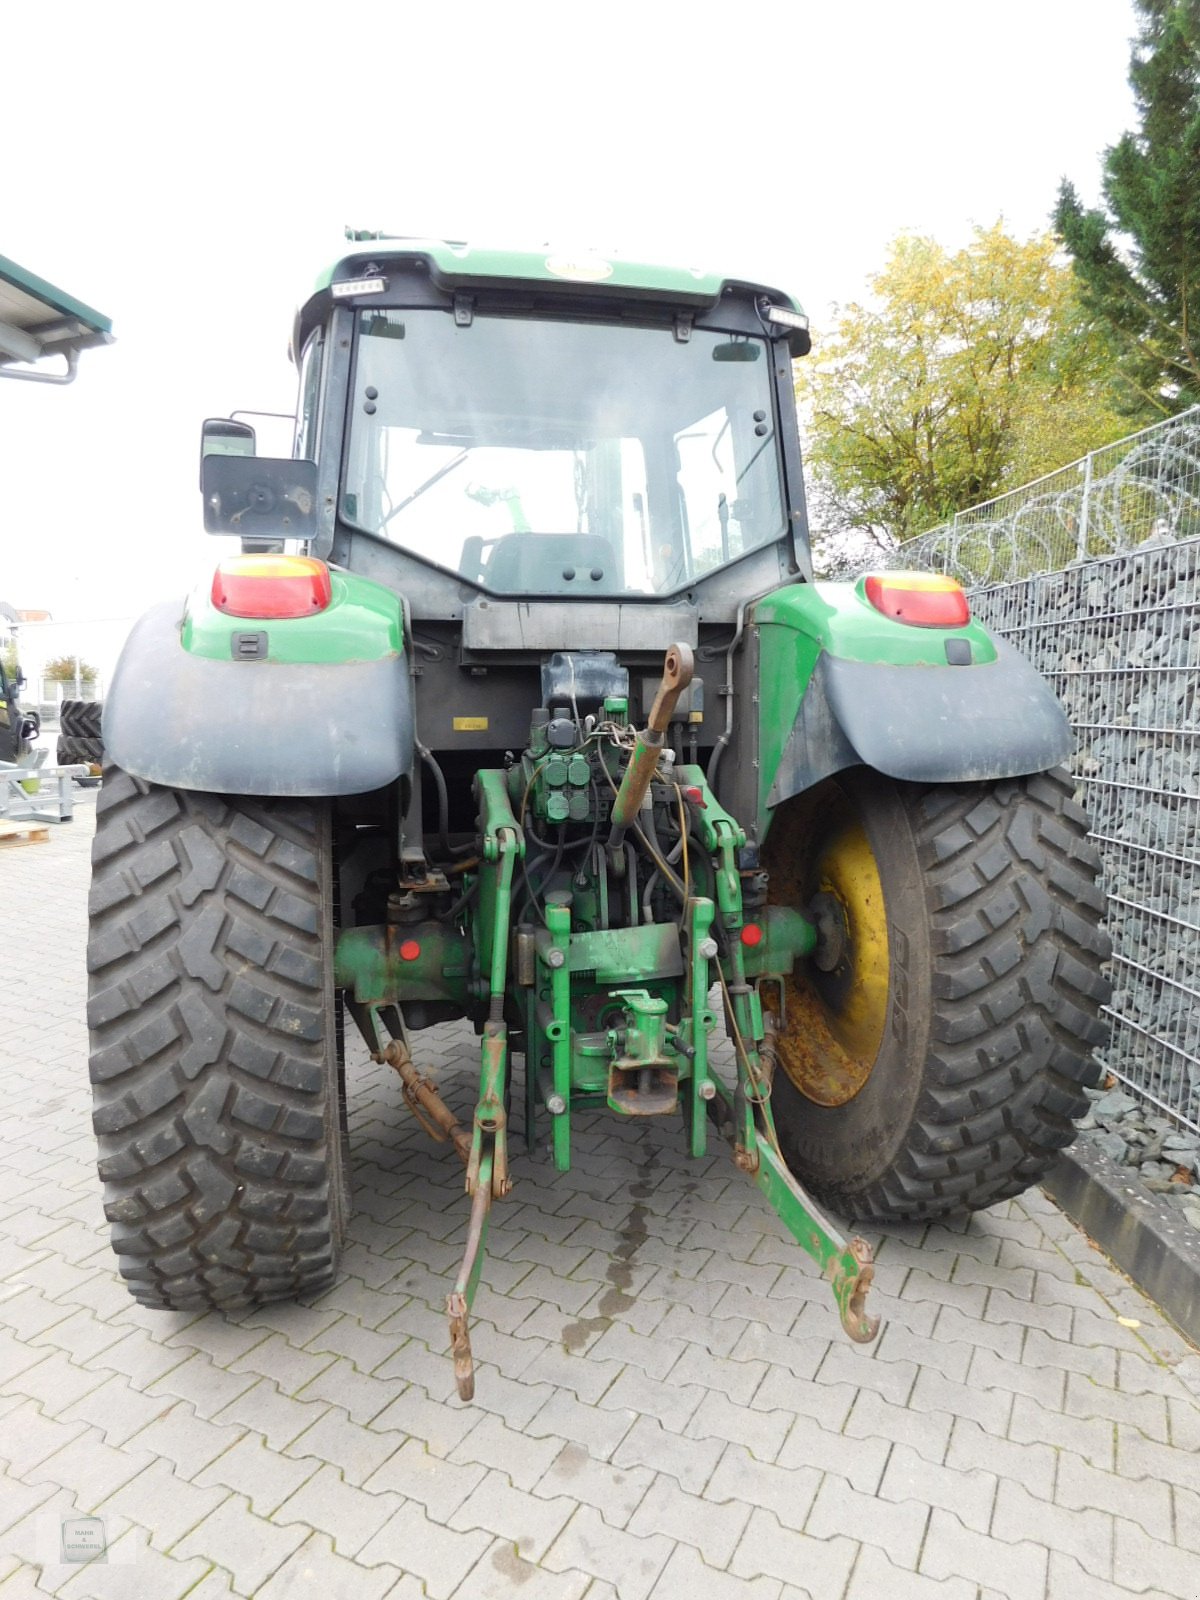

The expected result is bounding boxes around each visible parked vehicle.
[88,238,1110,1397]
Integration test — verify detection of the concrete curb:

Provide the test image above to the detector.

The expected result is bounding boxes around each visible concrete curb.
[1042,1140,1200,1344]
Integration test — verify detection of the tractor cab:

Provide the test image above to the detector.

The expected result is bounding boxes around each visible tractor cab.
[205,240,813,619]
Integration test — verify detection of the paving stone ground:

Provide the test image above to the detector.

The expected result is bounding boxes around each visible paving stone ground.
[1,799,1198,1600]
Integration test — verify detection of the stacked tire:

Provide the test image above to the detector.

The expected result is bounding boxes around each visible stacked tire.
[58,699,104,767]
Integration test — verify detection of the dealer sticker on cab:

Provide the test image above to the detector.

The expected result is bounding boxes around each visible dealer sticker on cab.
[545,255,614,283]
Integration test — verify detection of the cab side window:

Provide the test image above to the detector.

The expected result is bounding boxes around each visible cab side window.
[295,332,323,460]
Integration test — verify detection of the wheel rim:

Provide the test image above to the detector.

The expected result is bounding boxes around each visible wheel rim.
[772,800,890,1108]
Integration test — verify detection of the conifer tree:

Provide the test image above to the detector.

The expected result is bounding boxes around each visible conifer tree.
[1055,0,1200,416]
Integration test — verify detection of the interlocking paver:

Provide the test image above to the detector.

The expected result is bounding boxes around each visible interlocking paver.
[752,1368,858,1431]
[730,1507,858,1594]
[966,1343,1068,1407]
[1063,1367,1172,1438]
[807,1473,928,1570]
[0,1401,88,1477]
[362,1437,485,1520]
[533,1441,655,1530]
[649,1543,783,1600]
[450,1409,567,1491]
[684,1388,793,1462]
[844,1545,977,1600]
[283,1405,404,1487]
[612,1414,725,1497]
[24,1431,157,1513]
[993,1479,1114,1582]
[0,1351,110,1419]
[55,1528,214,1600]
[1045,1549,1176,1600]
[211,1377,328,1452]
[543,1504,673,1600]
[449,1466,577,1561]
[176,1491,308,1594]
[1113,1518,1200,1596]
[843,1387,951,1467]
[125,1400,249,1482]
[704,1442,820,1533]
[453,1538,592,1600]
[880,1442,996,1535]
[357,1501,492,1600]
[194,1432,321,1517]
[775,1414,889,1494]
[257,1532,416,1600]
[2,801,1199,1600]
[628,1472,752,1568]
[295,1357,397,1425]
[365,1379,482,1455]
[1055,1447,1174,1543]
[146,1351,259,1420]
[919,1507,1048,1597]
[273,1463,402,1557]
[97,1457,231,1551]
[1175,1482,1200,1553]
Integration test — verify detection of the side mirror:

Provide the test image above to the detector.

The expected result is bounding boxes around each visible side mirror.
[199,418,257,487]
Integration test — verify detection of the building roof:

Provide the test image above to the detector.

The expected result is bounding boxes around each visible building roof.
[0,254,113,371]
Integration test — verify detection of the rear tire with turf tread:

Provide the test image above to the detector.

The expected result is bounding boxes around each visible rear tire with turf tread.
[87,764,350,1310]
[765,766,1111,1222]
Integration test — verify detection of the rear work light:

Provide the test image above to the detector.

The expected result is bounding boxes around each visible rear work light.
[211,555,333,619]
[863,571,970,628]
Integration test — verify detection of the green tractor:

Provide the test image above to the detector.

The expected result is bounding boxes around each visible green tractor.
[88,238,1109,1397]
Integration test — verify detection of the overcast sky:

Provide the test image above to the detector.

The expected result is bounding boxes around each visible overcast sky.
[2,0,1138,676]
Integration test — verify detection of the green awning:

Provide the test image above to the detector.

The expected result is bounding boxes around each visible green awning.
[0,254,112,372]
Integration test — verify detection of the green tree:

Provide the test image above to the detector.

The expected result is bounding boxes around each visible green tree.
[799,224,1126,551]
[44,655,98,687]
[1055,0,1200,417]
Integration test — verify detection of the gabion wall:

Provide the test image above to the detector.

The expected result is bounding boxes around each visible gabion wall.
[973,548,1200,1134]
[900,410,1200,1134]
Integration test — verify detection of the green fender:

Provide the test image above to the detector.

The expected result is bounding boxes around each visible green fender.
[103,569,414,797]
[753,580,1073,830]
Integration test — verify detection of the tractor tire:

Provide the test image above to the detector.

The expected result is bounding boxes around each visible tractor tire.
[762,766,1110,1222]
[61,699,103,739]
[87,765,350,1311]
[58,735,104,765]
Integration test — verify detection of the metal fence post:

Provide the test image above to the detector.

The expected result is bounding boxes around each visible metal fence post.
[1077,450,1093,562]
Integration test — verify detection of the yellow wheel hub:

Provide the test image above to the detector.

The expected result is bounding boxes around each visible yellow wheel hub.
[773,813,890,1108]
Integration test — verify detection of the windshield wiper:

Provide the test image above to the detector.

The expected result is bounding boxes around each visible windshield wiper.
[380,449,470,529]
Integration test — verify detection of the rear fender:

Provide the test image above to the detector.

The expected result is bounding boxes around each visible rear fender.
[105,571,413,796]
[755,582,1072,828]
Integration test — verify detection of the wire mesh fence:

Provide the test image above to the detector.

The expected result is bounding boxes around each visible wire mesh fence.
[901,410,1200,1133]
[902,404,1200,585]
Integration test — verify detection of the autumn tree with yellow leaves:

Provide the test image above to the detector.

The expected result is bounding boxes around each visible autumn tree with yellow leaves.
[798,224,1127,553]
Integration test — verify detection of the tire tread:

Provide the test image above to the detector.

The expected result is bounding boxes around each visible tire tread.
[87,765,345,1310]
[857,766,1111,1219]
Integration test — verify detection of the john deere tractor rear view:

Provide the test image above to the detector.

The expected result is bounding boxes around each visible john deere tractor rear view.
[88,238,1109,1397]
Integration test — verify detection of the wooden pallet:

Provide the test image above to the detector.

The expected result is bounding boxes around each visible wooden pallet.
[0,819,50,848]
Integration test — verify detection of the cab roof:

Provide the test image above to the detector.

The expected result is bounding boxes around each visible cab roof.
[296,236,807,356]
